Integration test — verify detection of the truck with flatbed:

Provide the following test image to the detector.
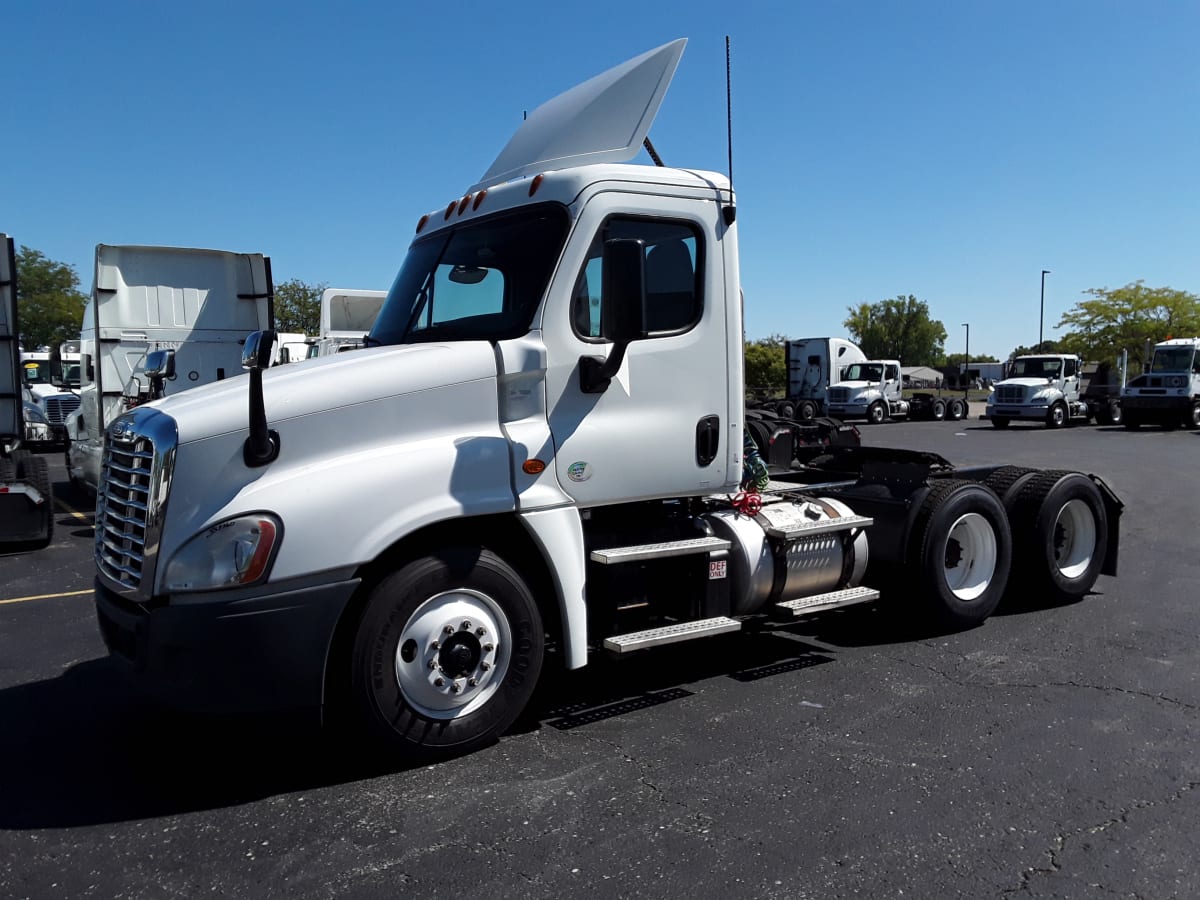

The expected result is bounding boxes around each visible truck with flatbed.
[1,234,54,545]
[91,40,1123,761]
[1120,338,1200,430]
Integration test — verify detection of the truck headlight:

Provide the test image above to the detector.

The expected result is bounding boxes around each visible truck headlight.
[163,514,281,592]
[1030,389,1052,402]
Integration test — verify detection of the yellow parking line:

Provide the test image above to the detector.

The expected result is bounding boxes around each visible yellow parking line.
[54,496,92,523]
[0,588,93,606]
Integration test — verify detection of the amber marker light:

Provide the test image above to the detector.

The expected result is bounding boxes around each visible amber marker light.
[415,214,429,233]
[444,200,457,220]
[522,459,546,475]
[457,195,471,215]
[528,174,544,196]
[473,190,487,210]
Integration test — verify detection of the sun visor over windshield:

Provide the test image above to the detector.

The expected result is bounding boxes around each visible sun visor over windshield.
[469,38,686,193]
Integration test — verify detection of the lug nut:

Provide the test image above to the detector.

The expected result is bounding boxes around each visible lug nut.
[428,659,438,670]
[444,625,454,635]
[461,621,472,630]
[483,643,494,653]
[434,677,445,687]
[430,640,439,650]
[475,626,486,636]
[480,661,491,671]
[450,682,461,694]
[468,678,478,687]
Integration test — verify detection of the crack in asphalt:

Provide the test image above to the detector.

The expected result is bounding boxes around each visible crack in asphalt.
[883,655,1200,712]
[1001,782,1197,897]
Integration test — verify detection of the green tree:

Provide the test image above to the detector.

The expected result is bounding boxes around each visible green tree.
[945,353,999,367]
[273,278,326,335]
[1056,282,1200,372]
[1008,341,1060,360]
[15,246,88,351]
[744,334,787,397]
[843,295,947,366]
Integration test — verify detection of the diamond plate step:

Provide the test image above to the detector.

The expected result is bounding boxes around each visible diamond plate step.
[776,585,880,617]
[590,536,731,565]
[603,616,741,653]
[764,515,873,540]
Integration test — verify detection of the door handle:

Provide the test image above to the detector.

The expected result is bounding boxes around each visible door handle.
[696,415,720,467]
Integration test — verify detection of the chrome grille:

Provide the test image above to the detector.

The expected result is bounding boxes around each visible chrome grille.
[996,385,1025,403]
[828,387,851,404]
[43,394,81,424]
[94,407,177,599]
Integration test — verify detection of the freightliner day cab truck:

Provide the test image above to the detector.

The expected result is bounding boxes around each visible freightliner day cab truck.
[66,244,274,491]
[1,235,55,545]
[92,40,1123,761]
[826,359,967,424]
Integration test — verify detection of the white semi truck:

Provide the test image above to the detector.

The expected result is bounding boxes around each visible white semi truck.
[305,288,387,358]
[826,359,967,424]
[66,244,274,491]
[1120,338,1200,429]
[91,40,1123,761]
[984,354,1091,428]
[20,345,81,447]
[775,336,866,420]
[1,235,55,545]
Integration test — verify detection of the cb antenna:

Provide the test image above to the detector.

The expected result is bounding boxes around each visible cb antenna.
[723,36,737,225]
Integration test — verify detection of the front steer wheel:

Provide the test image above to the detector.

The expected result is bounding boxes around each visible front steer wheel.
[350,547,544,760]
[908,480,1012,629]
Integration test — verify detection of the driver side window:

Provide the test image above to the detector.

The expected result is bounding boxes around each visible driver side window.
[571,217,702,340]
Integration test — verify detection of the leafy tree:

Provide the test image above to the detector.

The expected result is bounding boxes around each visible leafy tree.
[273,278,326,335]
[945,353,999,367]
[744,334,787,396]
[15,246,88,352]
[1056,282,1200,373]
[1008,341,1060,360]
[843,295,947,366]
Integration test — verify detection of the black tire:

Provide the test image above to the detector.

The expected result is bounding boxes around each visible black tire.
[1186,401,1200,430]
[350,547,544,760]
[1092,400,1112,426]
[908,480,1012,628]
[11,453,54,547]
[1009,472,1108,604]
[1046,402,1068,429]
[991,417,1010,429]
[948,398,967,421]
[983,466,1040,509]
[799,400,817,422]
[866,402,887,425]
[1107,399,1123,426]
[776,401,796,421]
[1123,417,1141,430]
[931,400,946,421]
[747,419,771,453]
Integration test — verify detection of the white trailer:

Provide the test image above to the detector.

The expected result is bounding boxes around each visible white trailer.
[0,234,54,545]
[306,288,387,357]
[91,40,1124,761]
[66,245,274,491]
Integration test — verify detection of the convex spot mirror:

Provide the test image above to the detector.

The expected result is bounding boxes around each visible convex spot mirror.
[242,330,277,371]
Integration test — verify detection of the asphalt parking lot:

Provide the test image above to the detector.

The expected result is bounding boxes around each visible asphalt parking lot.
[2,417,1198,899]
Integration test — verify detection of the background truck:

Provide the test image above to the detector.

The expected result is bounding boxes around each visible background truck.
[1120,337,1200,430]
[91,39,1122,763]
[20,344,81,447]
[66,244,274,492]
[984,354,1090,428]
[305,288,387,358]
[826,359,968,423]
[768,336,866,420]
[0,234,54,545]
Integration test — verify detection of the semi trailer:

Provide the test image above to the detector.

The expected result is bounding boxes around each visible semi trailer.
[92,40,1123,761]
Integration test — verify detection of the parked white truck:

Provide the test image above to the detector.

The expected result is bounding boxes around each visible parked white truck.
[775,336,866,420]
[827,359,967,423]
[20,345,81,447]
[66,244,274,491]
[91,40,1123,761]
[305,288,387,358]
[984,354,1090,428]
[1,234,54,545]
[1120,337,1200,429]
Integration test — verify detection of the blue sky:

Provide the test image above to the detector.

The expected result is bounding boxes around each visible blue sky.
[7,1,1197,359]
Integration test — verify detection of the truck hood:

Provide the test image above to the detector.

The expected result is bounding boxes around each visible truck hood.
[998,378,1053,389]
[836,380,881,392]
[148,342,499,444]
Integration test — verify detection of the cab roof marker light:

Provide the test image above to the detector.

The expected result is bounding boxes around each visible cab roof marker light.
[528,174,544,197]
[472,190,487,210]
[444,200,457,220]
[416,214,430,234]
[457,195,472,215]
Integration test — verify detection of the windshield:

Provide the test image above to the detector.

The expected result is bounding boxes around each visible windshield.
[842,363,884,382]
[1150,347,1197,373]
[61,362,81,386]
[22,361,51,384]
[370,205,570,346]
[1009,357,1062,379]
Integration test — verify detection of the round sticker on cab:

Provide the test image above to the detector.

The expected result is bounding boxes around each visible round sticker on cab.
[567,461,592,483]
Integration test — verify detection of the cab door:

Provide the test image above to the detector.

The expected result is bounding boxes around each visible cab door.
[541,192,737,506]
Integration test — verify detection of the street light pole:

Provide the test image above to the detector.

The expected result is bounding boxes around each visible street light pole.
[962,322,970,393]
[1039,269,1051,347]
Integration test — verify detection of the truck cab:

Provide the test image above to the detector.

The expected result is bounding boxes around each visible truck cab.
[1121,338,1200,429]
[827,360,905,423]
[985,354,1087,428]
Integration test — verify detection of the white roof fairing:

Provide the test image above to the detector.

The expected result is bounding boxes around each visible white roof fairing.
[469,38,687,193]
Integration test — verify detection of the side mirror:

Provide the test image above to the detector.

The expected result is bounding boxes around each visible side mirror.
[579,239,646,394]
[144,348,176,380]
[242,330,277,371]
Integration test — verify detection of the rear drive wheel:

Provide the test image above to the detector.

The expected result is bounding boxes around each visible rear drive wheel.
[908,480,1011,628]
[866,402,887,425]
[12,452,53,547]
[983,466,1039,509]
[931,400,946,421]
[776,401,796,421]
[1010,472,1107,604]
[947,398,967,421]
[1106,399,1123,426]
[350,547,543,760]
[799,400,818,422]
[1186,401,1200,430]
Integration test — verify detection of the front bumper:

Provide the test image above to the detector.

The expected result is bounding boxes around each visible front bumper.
[1121,395,1191,412]
[95,574,360,713]
[984,404,1049,421]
